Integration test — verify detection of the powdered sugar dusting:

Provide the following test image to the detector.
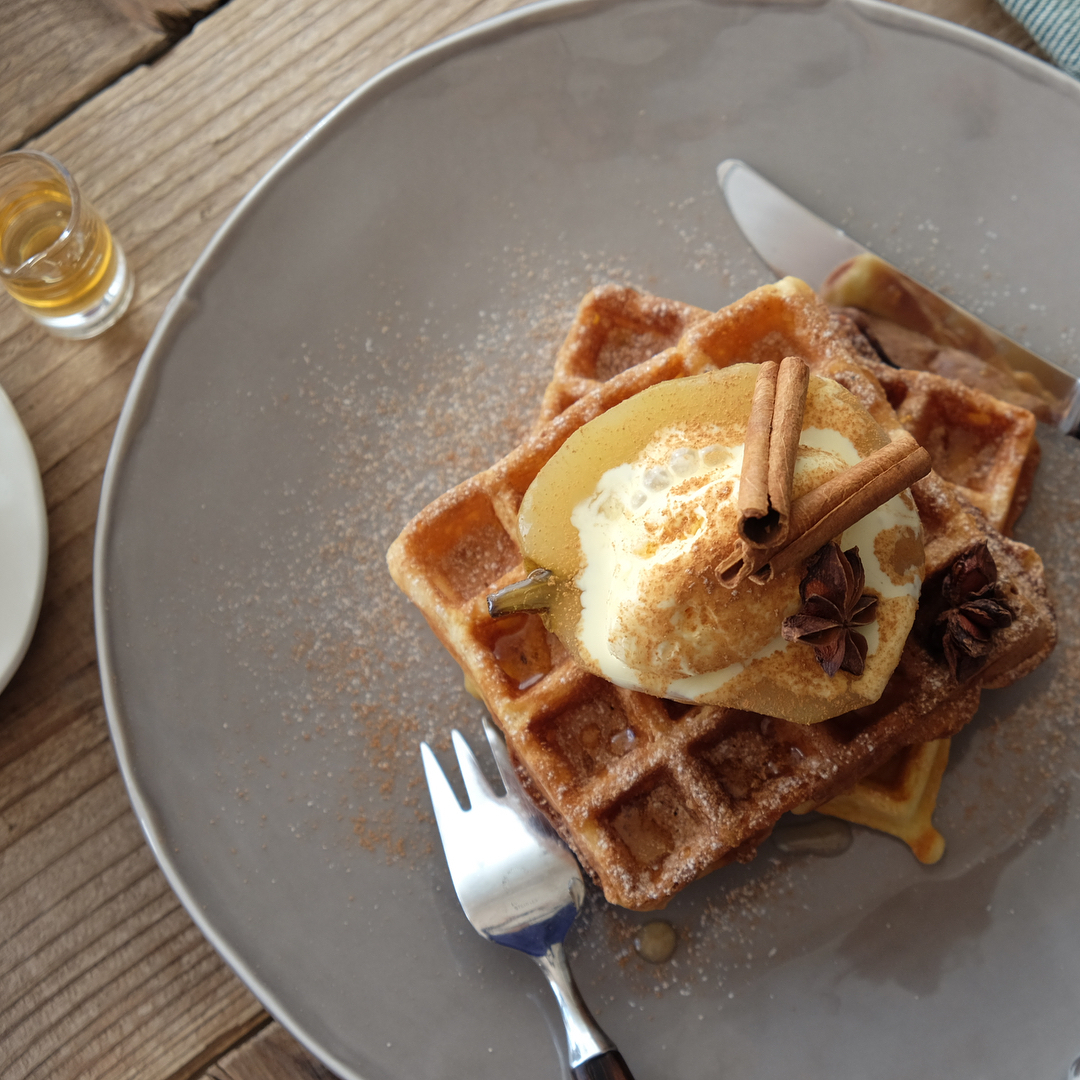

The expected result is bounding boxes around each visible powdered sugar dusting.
[211,257,644,862]
[207,245,1079,991]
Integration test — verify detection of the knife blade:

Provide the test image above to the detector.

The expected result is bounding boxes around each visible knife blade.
[717,158,1080,435]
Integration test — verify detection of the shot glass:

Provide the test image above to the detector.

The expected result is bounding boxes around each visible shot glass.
[0,150,133,339]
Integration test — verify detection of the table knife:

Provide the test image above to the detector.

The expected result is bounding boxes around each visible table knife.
[717,158,1080,436]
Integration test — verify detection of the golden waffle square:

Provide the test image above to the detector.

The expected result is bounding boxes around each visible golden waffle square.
[824,311,1040,537]
[538,287,1039,541]
[388,280,1055,909]
[797,738,951,865]
[534,285,709,428]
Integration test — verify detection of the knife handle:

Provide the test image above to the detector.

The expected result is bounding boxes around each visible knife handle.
[572,1050,635,1080]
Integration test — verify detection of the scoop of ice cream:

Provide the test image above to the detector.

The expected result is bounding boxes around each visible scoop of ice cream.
[518,365,924,724]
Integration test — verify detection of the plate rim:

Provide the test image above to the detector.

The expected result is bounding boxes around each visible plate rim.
[0,382,47,693]
[91,2,1080,1078]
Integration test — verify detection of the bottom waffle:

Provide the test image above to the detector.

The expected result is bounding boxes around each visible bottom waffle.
[796,738,951,864]
[388,279,1056,909]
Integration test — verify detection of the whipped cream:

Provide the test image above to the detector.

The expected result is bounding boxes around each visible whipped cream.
[518,365,924,723]
[572,422,920,700]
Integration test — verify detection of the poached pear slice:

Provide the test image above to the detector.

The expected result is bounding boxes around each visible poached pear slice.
[516,365,924,724]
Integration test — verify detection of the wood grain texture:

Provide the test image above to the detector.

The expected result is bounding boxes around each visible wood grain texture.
[203,1024,339,1080]
[102,0,229,31]
[0,1,1057,1079]
[0,0,166,152]
[0,0,231,152]
[0,2,531,1078]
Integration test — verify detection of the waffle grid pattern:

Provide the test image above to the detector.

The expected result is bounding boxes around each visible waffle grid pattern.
[389,281,1054,909]
[808,737,952,865]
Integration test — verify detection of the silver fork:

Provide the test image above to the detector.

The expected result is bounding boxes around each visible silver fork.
[421,716,635,1080]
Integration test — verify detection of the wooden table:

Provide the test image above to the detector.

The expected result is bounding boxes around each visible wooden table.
[0,1,1050,1077]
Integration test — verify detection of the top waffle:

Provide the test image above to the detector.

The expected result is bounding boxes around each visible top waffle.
[538,283,1039,539]
[388,279,1055,909]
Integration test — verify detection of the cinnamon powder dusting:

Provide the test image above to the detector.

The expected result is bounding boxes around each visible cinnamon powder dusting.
[213,259,661,866]
[211,250,1080,991]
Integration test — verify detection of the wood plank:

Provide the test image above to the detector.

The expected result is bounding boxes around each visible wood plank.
[6,922,262,1080]
[0,705,110,817]
[39,529,96,608]
[102,0,228,32]
[84,975,263,1080]
[0,3,539,1078]
[0,0,166,152]
[203,1023,339,1080]
[0,587,100,745]
[0,0,229,153]
[2,871,177,1036]
[0,664,103,764]
[0,772,138,919]
[0,843,161,984]
[42,423,118,514]
[0,722,264,1080]
[0,721,116,851]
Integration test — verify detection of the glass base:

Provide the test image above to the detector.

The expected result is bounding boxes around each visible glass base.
[23,243,135,340]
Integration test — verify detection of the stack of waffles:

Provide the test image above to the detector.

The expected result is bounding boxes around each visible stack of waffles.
[387,279,1056,910]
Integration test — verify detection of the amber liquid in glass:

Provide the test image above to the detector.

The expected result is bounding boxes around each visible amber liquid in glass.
[0,180,117,317]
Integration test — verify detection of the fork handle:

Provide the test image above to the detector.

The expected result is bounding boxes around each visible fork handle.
[572,1050,635,1080]
[535,944,636,1080]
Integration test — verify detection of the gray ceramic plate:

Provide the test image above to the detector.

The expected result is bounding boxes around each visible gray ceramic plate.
[95,2,1080,1077]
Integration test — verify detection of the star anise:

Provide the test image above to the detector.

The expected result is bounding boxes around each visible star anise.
[782,542,878,677]
[935,541,1013,682]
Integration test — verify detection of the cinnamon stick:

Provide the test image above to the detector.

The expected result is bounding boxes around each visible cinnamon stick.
[718,432,931,587]
[763,356,810,546]
[737,360,777,534]
[737,356,809,548]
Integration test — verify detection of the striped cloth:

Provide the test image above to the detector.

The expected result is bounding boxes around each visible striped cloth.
[998,0,1080,76]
